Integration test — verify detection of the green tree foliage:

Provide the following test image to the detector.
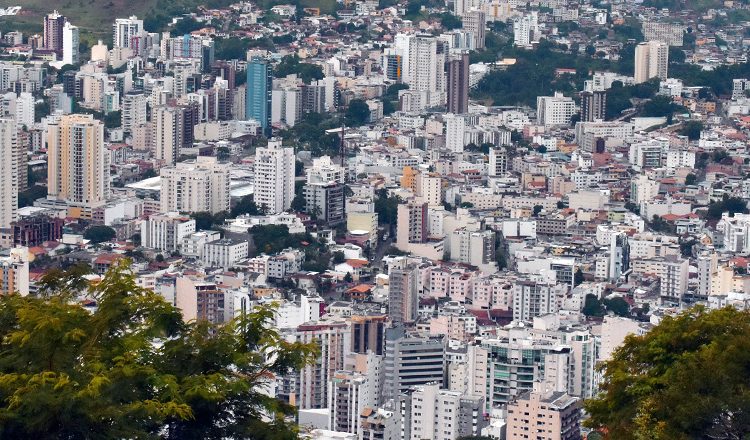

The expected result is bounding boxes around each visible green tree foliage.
[642,95,683,120]
[18,185,47,208]
[706,195,749,220]
[231,196,261,218]
[669,46,686,64]
[279,112,341,156]
[473,41,611,106]
[249,224,317,256]
[586,307,750,439]
[332,251,346,265]
[374,189,400,225]
[650,215,675,234]
[604,297,629,317]
[83,225,116,244]
[612,20,644,42]
[170,18,204,37]
[274,55,324,84]
[345,99,371,127]
[191,212,227,231]
[103,111,121,129]
[0,261,315,438]
[669,61,750,97]
[382,84,409,116]
[679,120,703,140]
[215,38,251,61]
[439,13,462,29]
[574,268,584,287]
[582,294,629,317]
[605,80,659,119]
[582,294,605,317]
[685,173,697,185]
[291,181,306,213]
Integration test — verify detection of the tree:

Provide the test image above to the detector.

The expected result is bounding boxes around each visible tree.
[706,195,749,220]
[291,193,306,212]
[83,225,116,244]
[274,55,324,84]
[603,296,629,317]
[170,18,203,36]
[574,268,584,287]
[439,13,462,29]
[216,146,231,161]
[343,272,353,283]
[192,212,217,231]
[679,120,703,140]
[0,261,316,438]
[104,111,121,129]
[650,215,674,233]
[586,307,750,439]
[374,189,400,225]
[231,195,261,217]
[582,294,604,317]
[18,185,47,208]
[215,37,251,61]
[532,205,543,216]
[685,173,697,185]
[332,251,345,265]
[642,95,681,119]
[345,99,371,127]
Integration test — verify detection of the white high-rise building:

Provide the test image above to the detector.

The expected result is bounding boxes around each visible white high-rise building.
[14,92,34,129]
[271,82,302,127]
[405,384,486,440]
[141,212,196,252]
[160,157,230,215]
[253,138,295,214]
[121,93,148,135]
[732,79,750,100]
[697,250,717,298]
[512,281,565,321]
[416,172,442,207]
[634,41,668,84]
[0,119,18,229]
[399,35,446,111]
[513,12,538,47]
[642,21,685,46]
[113,16,144,51]
[488,147,507,177]
[450,228,495,268]
[152,105,183,165]
[47,114,109,208]
[454,0,480,16]
[62,21,79,65]
[536,92,576,127]
[445,113,467,152]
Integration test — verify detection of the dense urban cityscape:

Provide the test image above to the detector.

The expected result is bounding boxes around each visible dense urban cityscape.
[0,0,749,437]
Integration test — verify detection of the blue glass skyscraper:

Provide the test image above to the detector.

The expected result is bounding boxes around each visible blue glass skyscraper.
[246,57,272,137]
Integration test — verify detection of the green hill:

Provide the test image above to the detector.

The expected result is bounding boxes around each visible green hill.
[0,0,231,41]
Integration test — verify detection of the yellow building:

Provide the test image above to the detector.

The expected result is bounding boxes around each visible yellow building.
[400,166,418,192]
[47,114,109,208]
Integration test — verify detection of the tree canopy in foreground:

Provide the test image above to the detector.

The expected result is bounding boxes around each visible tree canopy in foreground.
[586,306,750,439]
[0,260,316,439]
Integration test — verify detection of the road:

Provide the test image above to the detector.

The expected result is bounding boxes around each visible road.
[371,227,394,269]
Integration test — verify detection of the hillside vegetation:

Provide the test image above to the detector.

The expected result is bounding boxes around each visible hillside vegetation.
[0,0,233,40]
